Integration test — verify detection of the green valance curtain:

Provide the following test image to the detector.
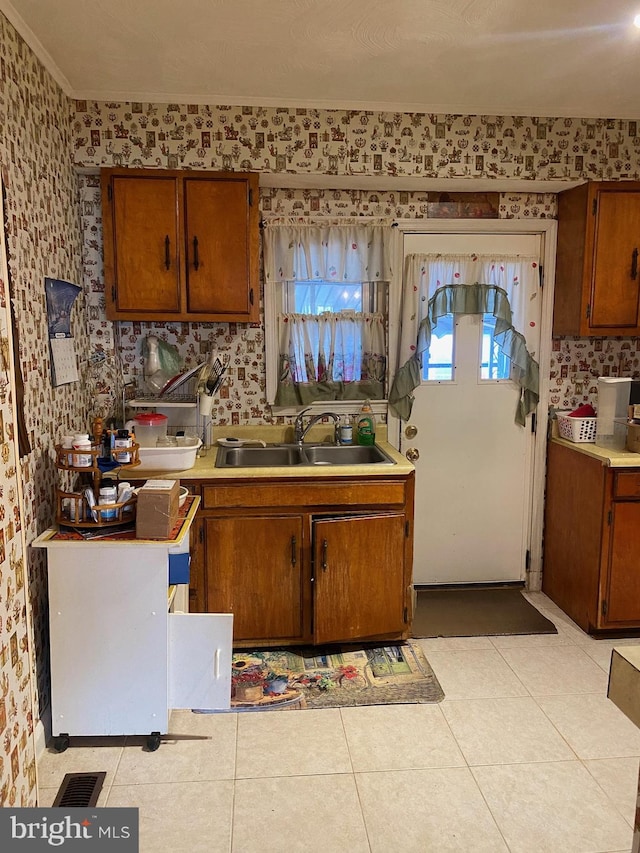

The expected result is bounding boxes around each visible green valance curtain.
[389,253,541,425]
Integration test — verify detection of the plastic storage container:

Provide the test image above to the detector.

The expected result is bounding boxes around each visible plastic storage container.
[556,413,597,443]
[133,412,168,447]
[596,378,632,449]
[136,437,202,471]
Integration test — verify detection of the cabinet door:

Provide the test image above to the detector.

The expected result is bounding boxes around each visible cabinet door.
[204,515,305,641]
[104,174,181,318]
[591,190,640,330]
[168,613,233,710]
[313,513,407,644]
[184,175,259,320]
[604,501,640,625]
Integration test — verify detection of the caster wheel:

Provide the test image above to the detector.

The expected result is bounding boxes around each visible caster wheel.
[146,731,161,752]
[54,734,70,753]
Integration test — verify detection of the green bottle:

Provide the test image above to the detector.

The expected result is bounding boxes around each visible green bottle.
[356,400,376,446]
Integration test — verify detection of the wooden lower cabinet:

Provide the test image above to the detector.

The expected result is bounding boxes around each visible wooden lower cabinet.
[204,514,305,642]
[313,513,407,644]
[542,440,640,633]
[191,474,415,646]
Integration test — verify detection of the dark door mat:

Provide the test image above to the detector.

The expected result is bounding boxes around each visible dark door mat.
[412,587,558,638]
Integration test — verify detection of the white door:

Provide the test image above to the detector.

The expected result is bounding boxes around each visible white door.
[402,233,541,585]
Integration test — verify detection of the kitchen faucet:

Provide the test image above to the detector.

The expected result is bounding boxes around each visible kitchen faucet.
[294,408,341,445]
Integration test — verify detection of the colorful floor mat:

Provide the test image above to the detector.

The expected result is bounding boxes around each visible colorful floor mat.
[201,640,444,713]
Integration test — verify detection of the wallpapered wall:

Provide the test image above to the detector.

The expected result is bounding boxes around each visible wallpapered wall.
[74,103,640,421]
[3,10,640,809]
[0,15,85,806]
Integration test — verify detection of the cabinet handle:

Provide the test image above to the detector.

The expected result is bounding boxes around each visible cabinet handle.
[213,648,220,679]
[632,248,638,281]
[164,235,171,270]
[291,535,297,567]
[321,538,328,572]
[193,236,199,271]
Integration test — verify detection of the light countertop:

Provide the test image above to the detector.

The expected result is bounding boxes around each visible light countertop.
[132,425,414,481]
[550,436,640,468]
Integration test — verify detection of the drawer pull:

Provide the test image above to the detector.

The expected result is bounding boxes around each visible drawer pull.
[632,247,638,281]
[164,235,171,270]
[321,539,328,572]
[214,648,221,679]
[291,535,297,567]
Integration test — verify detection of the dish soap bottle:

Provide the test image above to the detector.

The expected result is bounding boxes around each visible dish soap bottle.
[356,400,375,446]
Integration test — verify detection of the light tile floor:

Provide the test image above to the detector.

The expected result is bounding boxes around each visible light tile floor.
[37,592,640,852]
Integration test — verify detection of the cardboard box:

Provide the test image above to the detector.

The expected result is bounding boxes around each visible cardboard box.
[626,422,640,454]
[136,479,180,539]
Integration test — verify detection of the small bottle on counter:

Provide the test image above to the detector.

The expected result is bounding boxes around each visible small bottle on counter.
[98,484,118,520]
[339,418,353,445]
[61,434,75,466]
[356,401,376,447]
[114,429,132,464]
[72,433,92,467]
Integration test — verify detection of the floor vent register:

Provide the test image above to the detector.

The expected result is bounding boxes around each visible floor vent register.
[52,772,106,807]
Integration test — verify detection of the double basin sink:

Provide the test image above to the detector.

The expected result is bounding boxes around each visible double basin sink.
[215,443,395,468]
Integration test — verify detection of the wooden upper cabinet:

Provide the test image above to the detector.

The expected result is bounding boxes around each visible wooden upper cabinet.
[554,181,640,336]
[101,168,259,322]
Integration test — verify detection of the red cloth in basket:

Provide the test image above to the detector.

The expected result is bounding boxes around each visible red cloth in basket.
[568,404,596,418]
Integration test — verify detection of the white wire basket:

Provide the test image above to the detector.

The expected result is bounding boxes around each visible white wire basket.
[556,413,597,443]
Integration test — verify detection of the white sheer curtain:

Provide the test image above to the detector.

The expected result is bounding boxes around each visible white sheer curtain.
[264,224,393,284]
[263,222,394,406]
[275,312,386,406]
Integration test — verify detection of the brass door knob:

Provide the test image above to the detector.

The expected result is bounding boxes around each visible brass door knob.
[405,447,420,462]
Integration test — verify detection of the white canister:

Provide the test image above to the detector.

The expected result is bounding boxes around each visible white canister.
[72,433,92,467]
[98,485,118,520]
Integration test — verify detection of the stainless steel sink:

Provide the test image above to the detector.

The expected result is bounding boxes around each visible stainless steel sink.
[216,445,305,467]
[215,443,395,468]
[302,444,394,465]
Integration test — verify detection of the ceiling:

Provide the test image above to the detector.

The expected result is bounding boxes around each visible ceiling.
[3,0,640,118]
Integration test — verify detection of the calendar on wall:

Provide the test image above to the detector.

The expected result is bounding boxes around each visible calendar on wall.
[45,277,81,386]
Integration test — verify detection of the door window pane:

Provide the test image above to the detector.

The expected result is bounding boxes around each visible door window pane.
[422,313,454,381]
[481,314,510,380]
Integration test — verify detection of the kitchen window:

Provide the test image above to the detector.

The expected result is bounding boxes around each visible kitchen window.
[263,222,394,410]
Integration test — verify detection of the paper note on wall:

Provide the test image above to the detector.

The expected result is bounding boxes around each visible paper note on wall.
[50,337,79,385]
[45,277,81,386]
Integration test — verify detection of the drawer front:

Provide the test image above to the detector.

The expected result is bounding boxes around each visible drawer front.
[613,471,640,499]
[202,480,406,509]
